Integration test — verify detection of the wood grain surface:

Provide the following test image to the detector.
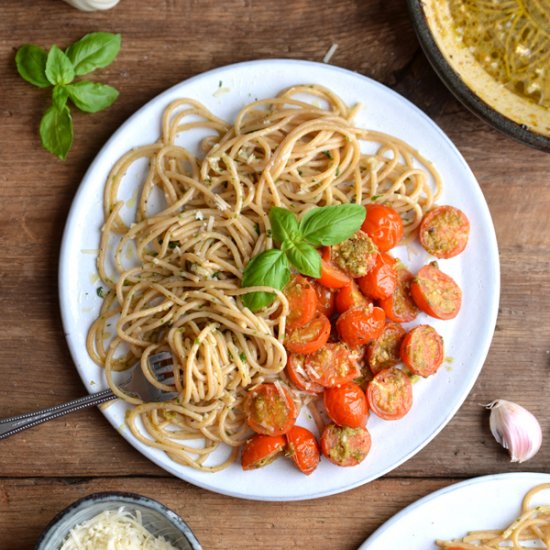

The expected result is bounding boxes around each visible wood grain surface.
[0,0,548,548]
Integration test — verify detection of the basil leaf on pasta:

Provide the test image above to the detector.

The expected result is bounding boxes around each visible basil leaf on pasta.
[285,241,321,278]
[241,249,290,312]
[299,204,366,246]
[66,81,119,113]
[15,45,50,88]
[39,104,73,160]
[45,46,75,86]
[269,207,301,246]
[66,32,121,76]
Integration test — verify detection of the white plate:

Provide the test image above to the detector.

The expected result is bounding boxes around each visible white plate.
[59,59,499,501]
[360,472,550,548]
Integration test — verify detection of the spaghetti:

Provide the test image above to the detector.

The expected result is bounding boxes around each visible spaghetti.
[87,85,442,471]
[436,483,550,549]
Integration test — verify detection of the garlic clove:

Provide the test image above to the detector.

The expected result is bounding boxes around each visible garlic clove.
[486,399,542,463]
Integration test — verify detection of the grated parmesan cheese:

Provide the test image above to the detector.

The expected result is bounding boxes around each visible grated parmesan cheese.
[59,507,180,550]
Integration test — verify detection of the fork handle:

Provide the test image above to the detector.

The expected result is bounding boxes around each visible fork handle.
[0,388,116,440]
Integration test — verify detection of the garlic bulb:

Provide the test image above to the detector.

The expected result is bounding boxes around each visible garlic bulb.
[486,399,542,463]
[62,0,120,11]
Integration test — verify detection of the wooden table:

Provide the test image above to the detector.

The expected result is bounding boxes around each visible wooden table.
[1,1,548,548]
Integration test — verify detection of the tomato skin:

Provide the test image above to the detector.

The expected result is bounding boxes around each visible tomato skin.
[285,313,331,354]
[361,204,404,252]
[336,305,386,347]
[321,424,372,467]
[324,382,369,428]
[357,253,398,300]
[314,282,335,317]
[317,248,352,289]
[410,263,462,320]
[335,280,370,313]
[367,367,413,420]
[400,324,444,377]
[419,205,470,259]
[283,275,318,330]
[241,434,286,470]
[367,321,406,375]
[286,353,324,394]
[285,426,320,475]
[304,343,362,387]
[245,383,298,436]
[378,262,418,323]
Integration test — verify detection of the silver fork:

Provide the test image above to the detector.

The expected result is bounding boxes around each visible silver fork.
[0,352,177,440]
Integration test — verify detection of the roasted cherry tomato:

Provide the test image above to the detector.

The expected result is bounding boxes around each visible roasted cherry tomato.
[285,425,320,475]
[285,312,331,354]
[366,321,406,375]
[317,247,352,289]
[419,205,470,259]
[378,261,418,323]
[304,343,362,387]
[321,424,372,467]
[330,230,378,277]
[335,280,370,313]
[400,324,444,377]
[245,383,297,436]
[357,252,398,300]
[361,204,404,252]
[314,282,336,317]
[286,353,324,394]
[283,275,318,330]
[367,367,413,420]
[336,304,386,347]
[324,382,369,428]
[410,263,462,320]
[241,434,286,470]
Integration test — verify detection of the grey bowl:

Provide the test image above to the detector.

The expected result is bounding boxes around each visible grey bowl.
[35,492,202,550]
[407,0,550,152]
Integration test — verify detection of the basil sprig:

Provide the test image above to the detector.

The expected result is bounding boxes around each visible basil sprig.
[15,32,121,160]
[241,204,365,311]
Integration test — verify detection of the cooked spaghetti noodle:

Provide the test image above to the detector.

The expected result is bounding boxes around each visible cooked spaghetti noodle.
[87,85,442,471]
[436,483,550,549]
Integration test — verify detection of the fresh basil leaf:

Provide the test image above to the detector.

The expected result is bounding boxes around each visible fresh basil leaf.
[39,104,73,160]
[52,85,69,109]
[241,249,290,311]
[269,207,300,246]
[299,204,366,246]
[66,32,121,76]
[45,45,75,85]
[15,45,50,88]
[285,241,321,278]
[66,81,119,113]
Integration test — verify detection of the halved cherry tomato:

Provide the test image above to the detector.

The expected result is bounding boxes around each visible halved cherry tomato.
[285,313,331,354]
[367,367,413,420]
[367,321,406,375]
[286,353,324,394]
[357,252,398,300]
[285,425,320,475]
[324,382,369,428]
[419,205,470,259]
[241,434,286,470]
[283,275,318,330]
[336,304,386,347]
[330,230,378,277]
[361,204,404,252]
[335,280,370,313]
[321,424,372,466]
[304,342,362,387]
[314,282,335,317]
[378,261,418,323]
[317,247,352,289]
[245,383,297,436]
[400,324,444,377]
[410,263,462,320]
